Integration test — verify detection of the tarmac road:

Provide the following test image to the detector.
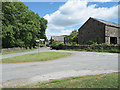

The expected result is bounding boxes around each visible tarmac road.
[1,48,51,59]
[0,48,118,87]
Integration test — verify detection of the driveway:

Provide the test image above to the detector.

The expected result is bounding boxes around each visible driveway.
[0,48,118,87]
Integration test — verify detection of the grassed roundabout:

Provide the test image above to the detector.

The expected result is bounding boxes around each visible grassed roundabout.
[2,52,72,63]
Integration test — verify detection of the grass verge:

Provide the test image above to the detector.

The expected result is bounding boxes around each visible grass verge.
[2,52,72,63]
[2,48,37,55]
[17,73,118,88]
[64,49,120,53]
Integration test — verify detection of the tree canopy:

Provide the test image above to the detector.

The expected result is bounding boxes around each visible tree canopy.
[66,30,78,44]
[69,30,78,43]
[2,2,48,48]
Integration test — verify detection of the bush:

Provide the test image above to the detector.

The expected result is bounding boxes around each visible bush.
[59,43,65,46]
[58,43,65,49]
[101,43,109,46]
[50,41,65,50]
[35,44,46,48]
[50,41,60,49]
[72,42,77,46]
[88,40,98,45]
[88,40,93,45]
[100,47,104,52]
[86,47,92,51]
[91,42,98,45]
[40,44,46,47]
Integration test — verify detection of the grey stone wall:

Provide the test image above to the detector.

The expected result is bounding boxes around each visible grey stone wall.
[2,47,26,53]
[78,18,105,45]
[105,25,120,44]
[60,45,120,50]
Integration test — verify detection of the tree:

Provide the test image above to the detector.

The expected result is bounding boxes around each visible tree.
[2,2,48,48]
[69,30,78,44]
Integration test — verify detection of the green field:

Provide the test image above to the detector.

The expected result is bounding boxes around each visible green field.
[17,73,118,88]
[2,52,72,63]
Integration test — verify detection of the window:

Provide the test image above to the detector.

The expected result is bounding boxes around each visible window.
[110,37,117,44]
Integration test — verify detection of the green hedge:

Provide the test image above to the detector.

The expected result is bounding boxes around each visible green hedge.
[50,41,65,50]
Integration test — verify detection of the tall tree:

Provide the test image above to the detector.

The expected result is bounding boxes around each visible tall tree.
[69,30,78,43]
[2,2,48,48]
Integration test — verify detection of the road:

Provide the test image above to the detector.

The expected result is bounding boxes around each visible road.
[1,48,51,59]
[0,48,118,87]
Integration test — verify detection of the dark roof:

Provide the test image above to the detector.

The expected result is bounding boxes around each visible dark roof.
[91,17,120,28]
[51,36,65,42]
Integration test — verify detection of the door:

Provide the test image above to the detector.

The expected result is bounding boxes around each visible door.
[110,37,117,44]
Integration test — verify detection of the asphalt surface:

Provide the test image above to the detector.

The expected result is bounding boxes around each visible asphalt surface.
[1,48,51,59]
[0,48,118,87]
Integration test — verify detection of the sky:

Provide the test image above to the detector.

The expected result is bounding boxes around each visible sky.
[23,0,119,40]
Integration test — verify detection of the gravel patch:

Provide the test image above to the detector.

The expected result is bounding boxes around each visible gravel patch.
[2,70,118,87]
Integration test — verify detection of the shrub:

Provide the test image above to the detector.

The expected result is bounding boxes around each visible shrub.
[50,41,60,49]
[88,40,98,45]
[91,42,98,45]
[88,40,93,45]
[50,41,65,50]
[101,43,109,46]
[86,47,92,51]
[59,43,65,47]
[100,47,104,52]
[72,42,77,46]
[58,43,65,49]
[40,44,46,47]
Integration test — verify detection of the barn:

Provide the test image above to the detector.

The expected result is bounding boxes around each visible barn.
[50,36,65,44]
[78,17,120,45]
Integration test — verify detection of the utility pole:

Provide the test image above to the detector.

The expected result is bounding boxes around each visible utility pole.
[38,38,40,54]
[36,39,45,55]
[36,39,40,54]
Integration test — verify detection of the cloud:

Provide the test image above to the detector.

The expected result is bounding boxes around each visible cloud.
[85,0,119,2]
[20,0,119,2]
[44,0,118,39]
[46,29,73,38]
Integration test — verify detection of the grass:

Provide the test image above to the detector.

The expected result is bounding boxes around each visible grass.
[17,73,118,88]
[2,52,72,63]
[2,48,37,55]
[64,48,120,53]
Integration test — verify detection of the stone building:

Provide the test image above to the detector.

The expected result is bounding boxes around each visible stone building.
[50,36,65,44]
[64,35,70,44]
[78,17,120,45]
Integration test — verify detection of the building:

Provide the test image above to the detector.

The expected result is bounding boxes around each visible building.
[64,35,70,44]
[78,17,120,45]
[50,36,65,44]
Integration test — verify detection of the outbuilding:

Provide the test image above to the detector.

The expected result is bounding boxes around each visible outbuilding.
[50,36,65,44]
[78,17,120,45]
